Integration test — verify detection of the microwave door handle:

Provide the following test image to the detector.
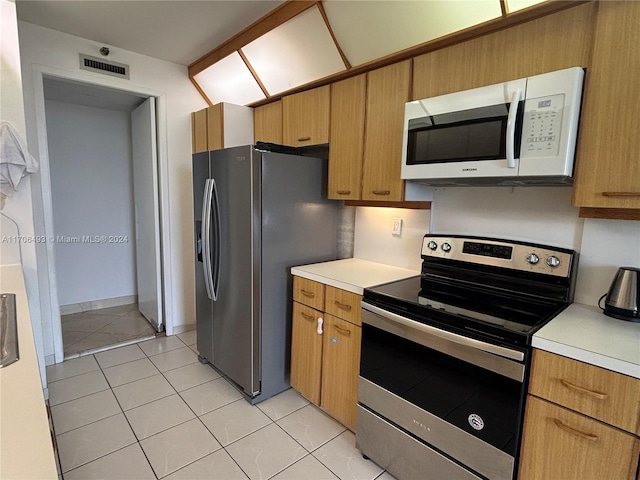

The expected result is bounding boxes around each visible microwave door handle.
[506,89,522,169]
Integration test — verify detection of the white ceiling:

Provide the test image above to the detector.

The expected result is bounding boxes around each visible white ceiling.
[15,0,285,66]
[43,76,147,112]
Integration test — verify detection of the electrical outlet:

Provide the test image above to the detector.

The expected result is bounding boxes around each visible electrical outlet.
[392,217,403,236]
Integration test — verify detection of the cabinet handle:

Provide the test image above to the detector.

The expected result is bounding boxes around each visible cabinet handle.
[552,418,599,442]
[372,190,391,196]
[601,192,640,197]
[301,312,315,322]
[297,136,311,142]
[317,317,323,335]
[334,301,352,311]
[334,325,351,336]
[300,289,315,298]
[336,190,352,195]
[559,379,608,400]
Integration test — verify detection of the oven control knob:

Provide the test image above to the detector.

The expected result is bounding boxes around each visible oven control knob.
[441,242,452,253]
[427,241,438,251]
[546,255,561,268]
[526,253,540,265]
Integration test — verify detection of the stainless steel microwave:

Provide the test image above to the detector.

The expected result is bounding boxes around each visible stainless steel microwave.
[401,67,584,186]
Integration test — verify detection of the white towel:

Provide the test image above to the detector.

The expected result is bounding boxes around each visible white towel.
[0,121,39,197]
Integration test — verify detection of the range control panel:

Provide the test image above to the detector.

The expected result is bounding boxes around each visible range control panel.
[421,235,574,278]
[520,93,565,159]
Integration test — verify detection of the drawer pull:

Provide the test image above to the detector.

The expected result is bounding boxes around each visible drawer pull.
[372,190,391,196]
[334,325,351,336]
[552,418,598,442]
[297,136,312,142]
[559,379,608,400]
[301,312,315,322]
[336,190,352,195]
[300,289,315,298]
[601,191,640,197]
[334,301,352,311]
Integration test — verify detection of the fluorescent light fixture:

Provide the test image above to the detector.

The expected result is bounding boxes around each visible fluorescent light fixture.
[242,5,347,95]
[323,0,503,66]
[193,51,266,105]
[506,0,548,13]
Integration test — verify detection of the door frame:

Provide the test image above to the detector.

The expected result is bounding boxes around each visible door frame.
[30,65,174,364]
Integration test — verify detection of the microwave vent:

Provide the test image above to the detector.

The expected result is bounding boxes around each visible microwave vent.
[79,54,129,79]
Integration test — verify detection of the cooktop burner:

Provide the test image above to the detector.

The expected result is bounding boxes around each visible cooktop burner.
[363,235,577,348]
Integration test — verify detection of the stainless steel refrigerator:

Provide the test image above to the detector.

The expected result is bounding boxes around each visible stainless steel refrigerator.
[193,144,338,404]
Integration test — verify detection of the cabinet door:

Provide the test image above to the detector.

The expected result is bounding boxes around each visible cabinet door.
[282,86,330,147]
[572,1,640,209]
[328,74,366,200]
[320,314,361,430]
[362,61,410,202]
[290,302,323,405]
[412,3,595,100]
[519,396,640,480]
[207,104,223,151]
[254,101,282,144]
[191,108,208,153]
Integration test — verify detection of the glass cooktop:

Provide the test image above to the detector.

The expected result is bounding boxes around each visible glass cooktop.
[363,275,568,347]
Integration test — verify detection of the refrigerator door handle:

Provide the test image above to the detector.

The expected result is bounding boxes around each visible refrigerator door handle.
[210,178,221,301]
[201,179,215,301]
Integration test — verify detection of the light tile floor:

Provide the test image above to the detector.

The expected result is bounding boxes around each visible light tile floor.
[61,304,157,357]
[47,331,395,480]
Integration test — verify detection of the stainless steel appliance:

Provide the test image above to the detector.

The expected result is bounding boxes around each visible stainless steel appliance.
[401,67,584,186]
[600,267,640,322]
[193,144,338,404]
[357,235,577,480]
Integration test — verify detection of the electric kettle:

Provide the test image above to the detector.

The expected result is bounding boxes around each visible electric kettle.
[599,267,640,322]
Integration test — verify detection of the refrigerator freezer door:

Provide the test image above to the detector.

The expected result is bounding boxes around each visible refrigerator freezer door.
[193,152,213,363]
[210,147,260,397]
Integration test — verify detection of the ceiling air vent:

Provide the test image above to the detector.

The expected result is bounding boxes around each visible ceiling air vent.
[79,54,130,79]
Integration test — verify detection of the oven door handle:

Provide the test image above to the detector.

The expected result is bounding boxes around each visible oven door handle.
[362,302,524,362]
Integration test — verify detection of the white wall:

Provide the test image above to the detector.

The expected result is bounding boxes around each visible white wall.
[1,0,46,389]
[18,21,206,361]
[45,100,137,305]
[354,206,431,271]
[354,186,640,308]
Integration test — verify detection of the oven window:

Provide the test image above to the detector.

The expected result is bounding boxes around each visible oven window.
[360,323,523,456]
[406,103,521,164]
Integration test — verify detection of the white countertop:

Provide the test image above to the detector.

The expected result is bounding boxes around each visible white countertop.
[291,258,419,295]
[0,264,58,479]
[533,303,640,379]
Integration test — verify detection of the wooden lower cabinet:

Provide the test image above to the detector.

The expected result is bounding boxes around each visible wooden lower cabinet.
[320,314,362,430]
[290,302,323,405]
[519,396,640,480]
[290,276,362,430]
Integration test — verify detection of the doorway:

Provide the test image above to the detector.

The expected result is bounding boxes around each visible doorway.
[40,75,165,359]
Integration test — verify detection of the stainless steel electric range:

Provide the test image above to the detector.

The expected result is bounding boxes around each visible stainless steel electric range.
[356,235,577,480]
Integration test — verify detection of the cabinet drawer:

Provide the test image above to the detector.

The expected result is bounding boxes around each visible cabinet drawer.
[529,350,640,434]
[325,286,362,325]
[519,396,640,480]
[293,276,325,311]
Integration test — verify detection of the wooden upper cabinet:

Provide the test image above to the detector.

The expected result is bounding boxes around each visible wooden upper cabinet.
[282,85,330,147]
[254,101,282,144]
[191,103,253,154]
[191,108,209,153]
[572,0,640,211]
[412,2,595,100]
[362,60,410,202]
[328,74,366,200]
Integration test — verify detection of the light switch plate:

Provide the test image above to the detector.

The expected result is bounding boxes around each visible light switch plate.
[392,217,403,236]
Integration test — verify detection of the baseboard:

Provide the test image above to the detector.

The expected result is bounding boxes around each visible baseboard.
[172,323,196,335]
[60,295,137,316]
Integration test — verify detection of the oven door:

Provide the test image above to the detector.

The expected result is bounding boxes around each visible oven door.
[357,303,527,480]
[401,78,526,182]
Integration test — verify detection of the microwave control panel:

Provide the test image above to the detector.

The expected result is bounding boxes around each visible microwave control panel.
[520,93,565,158]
